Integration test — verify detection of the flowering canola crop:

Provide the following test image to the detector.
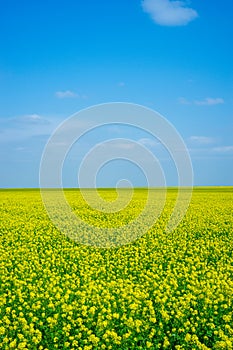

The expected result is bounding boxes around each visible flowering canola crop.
[0,188,233,350]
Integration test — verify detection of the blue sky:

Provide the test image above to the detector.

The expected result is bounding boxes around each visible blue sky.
[0,0,232,187]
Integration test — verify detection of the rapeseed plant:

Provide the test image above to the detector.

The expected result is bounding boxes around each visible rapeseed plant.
[0,188,232,349]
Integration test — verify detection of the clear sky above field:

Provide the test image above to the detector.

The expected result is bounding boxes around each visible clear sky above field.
[0,0,232,187]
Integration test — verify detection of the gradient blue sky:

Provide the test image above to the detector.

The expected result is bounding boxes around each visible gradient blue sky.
[0,0,232,187]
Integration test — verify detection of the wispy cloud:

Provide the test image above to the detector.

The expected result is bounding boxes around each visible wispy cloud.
[13,114,50,125]
[178,97,225,106]
[55,90,79,99]
[187,145,233,161]
[187,137,233,159]
[189,136,216,145]
[142,0,198,26]
[213,146,233,153]
[194,98,224,106]
[15,146,26,152]
[138,138,159,148]
[178,97,191,105]
[0,114,60,144]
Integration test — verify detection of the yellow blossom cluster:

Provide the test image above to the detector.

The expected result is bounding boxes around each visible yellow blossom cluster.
[0,187,232,349]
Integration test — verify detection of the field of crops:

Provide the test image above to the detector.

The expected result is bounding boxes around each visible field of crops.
[0,187,233,350]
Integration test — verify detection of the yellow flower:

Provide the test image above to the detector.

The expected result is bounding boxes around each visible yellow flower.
[9,340,17,348]
[88,334,100,345]
[163,337,170,348]
[185,333,192,342]
[18,342,28,349]
[146,341,153,348]
[0,326,5,335]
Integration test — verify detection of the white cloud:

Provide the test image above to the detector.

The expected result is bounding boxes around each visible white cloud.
[55,90,79,99]
[189,136,216,145]
[195,97,224,106]
[178,97,191,105]
[142,0,198,26]
[25,114,41,121]
[213,146,233,153]
[15,146,26,151]
[138,138,159,148]
[15,114,50,125]
[0,114,62,144]
[178,97,225,106]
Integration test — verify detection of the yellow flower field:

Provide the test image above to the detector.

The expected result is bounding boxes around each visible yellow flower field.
[0,188,232,349]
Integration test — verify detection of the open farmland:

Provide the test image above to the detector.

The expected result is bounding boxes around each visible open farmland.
[0,188,233,349]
